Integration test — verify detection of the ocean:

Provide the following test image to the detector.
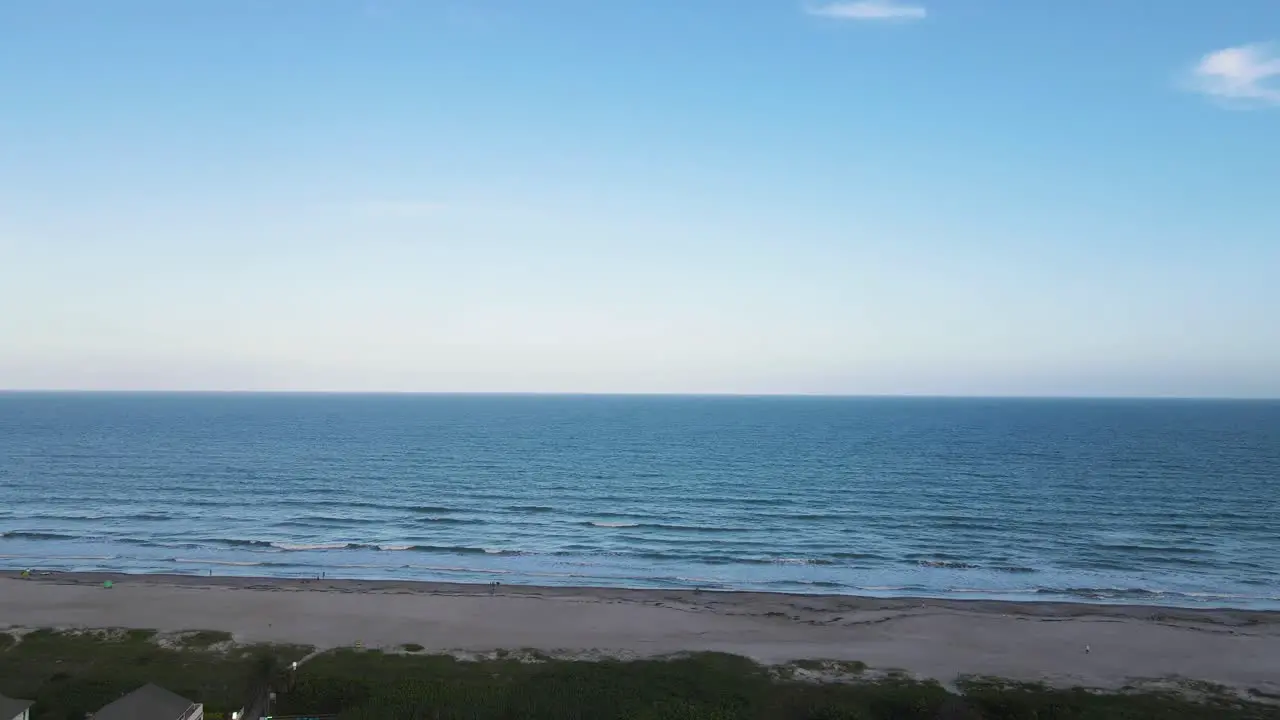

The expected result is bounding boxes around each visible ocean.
[1,393,1277,608]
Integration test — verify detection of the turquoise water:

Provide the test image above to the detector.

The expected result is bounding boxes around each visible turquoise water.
[1,393,1277,608]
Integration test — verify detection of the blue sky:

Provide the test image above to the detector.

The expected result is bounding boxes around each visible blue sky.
[1,0,1278,397]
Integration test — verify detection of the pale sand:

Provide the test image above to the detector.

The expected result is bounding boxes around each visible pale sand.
[2,572,1278,695]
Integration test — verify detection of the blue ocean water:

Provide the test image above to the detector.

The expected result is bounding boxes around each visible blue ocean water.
[1,393,1277,608]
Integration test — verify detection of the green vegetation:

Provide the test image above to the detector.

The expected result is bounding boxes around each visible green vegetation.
[277,649,1280,720]
[2,633,1277,720]
[401,642,425,652]
[125,628,158,642]
[178,629,234,648]
[0,629,310,720]
[955,677,1278,720]
[790,659,867,675]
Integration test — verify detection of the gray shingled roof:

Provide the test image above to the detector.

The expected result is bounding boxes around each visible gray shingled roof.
[92,684,197,720]
[0,694,34,719]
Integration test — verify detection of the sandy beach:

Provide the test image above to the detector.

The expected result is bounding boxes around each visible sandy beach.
[1,571,1277,696]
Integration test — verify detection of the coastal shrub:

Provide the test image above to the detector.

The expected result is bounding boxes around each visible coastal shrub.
[6,636,1278,720]
[274,650,1280,720]
[0,629,309,720]
[125,628,157,642]
[180,629,234,648]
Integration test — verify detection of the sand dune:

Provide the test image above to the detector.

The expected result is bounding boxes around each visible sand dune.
[2,572,1277,695]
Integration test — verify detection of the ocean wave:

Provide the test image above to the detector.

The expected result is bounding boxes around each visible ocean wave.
[173,558,283,567]
[271,542,353,551]
[1098,543,1210,556]
[1031,586,1280,603]
[905,552,970,561]
[1036,587,1181,601]
[741,512,847,522]
[405,564,513,575]
[163,540,526,556]
[128,512,175,521]
[770,579,846,589]
[133,541,208,550]
[6,512,175,523]
[4,513,108,522]
[202,538,276,549]
[378,544,522,556]
[728,497,794,506]
[110,538,180,548]
[916,560,980,569]
[540,549,875,568]
[582,521,748,533]
[1,531,81,541]
[274,517,383,528]
[905,559,1039,572]
[413,517,485,525]
[506,505,556,513]
[276,498,435,514]
[0,554,118,562]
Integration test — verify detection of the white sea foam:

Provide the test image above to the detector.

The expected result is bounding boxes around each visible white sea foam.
[406,564,512,575]
[378,545,413,551]
[271,542,350,551]
[590,521,639,528]
[175,558,262,567]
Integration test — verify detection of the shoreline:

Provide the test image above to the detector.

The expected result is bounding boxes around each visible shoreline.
[3,571,1278,694]
[2,559,1274,611]
[4,569,1279,620]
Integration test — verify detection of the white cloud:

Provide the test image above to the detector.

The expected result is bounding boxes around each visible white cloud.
[1189,43,1280,107]
[806,0,927,21]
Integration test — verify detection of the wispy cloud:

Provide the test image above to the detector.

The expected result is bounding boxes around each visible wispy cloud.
[806,1,927,21]
[1188,43,1280,107]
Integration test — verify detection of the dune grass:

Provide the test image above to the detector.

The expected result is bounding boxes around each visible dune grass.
[277,648,1280,720]
[0,629,309,720]
[2,632,1276,720]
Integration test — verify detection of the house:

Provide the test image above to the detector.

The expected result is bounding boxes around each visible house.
[91,684,203,720]
[0,694,33,720]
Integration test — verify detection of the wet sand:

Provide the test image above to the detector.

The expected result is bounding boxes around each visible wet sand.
[1,571,1277,694]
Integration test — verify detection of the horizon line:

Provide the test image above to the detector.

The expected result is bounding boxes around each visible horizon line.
[1,389,1276,402]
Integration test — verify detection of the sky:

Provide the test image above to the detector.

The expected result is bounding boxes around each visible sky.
[1,0,1278,397]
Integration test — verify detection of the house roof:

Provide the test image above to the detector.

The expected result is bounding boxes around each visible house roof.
[0,694,34,719]
[93,684,198,720]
